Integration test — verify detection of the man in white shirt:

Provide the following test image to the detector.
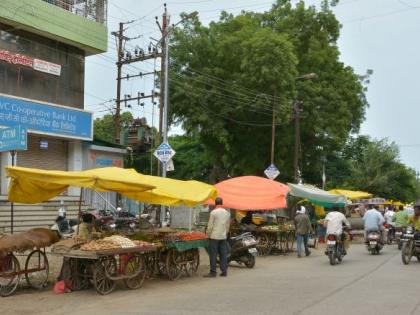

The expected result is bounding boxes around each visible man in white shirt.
[384,207,396,226]
[324,208,351,253]
[384,206,396,241]
[204,197,231,278]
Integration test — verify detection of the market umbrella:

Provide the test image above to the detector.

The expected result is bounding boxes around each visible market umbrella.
[123,174,217,207]
[6,166,156,204]
[288,183,347,208]
[329,189,372,200]
[210,176,290,210]
[6,166,217,207]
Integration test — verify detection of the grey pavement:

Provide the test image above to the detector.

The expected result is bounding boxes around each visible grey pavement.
[2,244,420,315]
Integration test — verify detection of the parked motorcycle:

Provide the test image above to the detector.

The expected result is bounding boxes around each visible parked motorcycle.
[51,215,78,239]
[228,232,258,268]
[395,226,406,250]
[114,208,138,235]
[401,225,420,264]
[325,233,346,265]
[366,231,383,255]
[86,209,116,233]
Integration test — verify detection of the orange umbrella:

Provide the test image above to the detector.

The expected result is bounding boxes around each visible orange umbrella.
[212,176,290,210]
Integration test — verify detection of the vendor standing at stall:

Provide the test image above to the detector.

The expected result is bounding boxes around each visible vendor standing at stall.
[204,197,230,278]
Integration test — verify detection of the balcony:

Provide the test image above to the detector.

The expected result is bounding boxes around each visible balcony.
[0,0,108,55]
[42,0,107,25]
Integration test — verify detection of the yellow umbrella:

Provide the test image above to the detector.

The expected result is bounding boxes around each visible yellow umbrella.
[6,166,217,207]
[7,166,156,204]
[123,173,217,207]
[329,189,372,200]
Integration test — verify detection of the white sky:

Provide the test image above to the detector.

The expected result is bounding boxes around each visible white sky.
[84,0,420,171]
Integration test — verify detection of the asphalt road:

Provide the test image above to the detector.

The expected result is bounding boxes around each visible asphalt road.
[3,244,420,315]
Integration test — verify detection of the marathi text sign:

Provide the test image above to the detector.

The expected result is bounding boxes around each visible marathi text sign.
[0,94,93,140]
[0,50,61,76]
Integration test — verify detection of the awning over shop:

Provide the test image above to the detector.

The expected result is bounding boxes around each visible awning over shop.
[212,176,290,210]
[329,189,372,200]
[288,183,347,208]
[6,166,217,207]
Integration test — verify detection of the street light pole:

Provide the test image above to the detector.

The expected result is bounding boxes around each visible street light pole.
[270,91,276,165]
[160,10,198,178]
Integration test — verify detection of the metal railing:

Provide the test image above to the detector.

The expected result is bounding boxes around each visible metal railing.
[42,0,107,25]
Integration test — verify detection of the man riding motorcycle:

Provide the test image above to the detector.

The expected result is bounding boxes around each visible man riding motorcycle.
[363,205,385,242]
[393,206,409,228]
[408,203,420,231]
[324,207,351,255]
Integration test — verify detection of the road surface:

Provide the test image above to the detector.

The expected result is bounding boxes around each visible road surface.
[2,244,419,315]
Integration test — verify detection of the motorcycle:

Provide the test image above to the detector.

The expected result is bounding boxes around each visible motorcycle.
[51,215,78,239]
[114,209,139,235]
[395,226,406,250]
[325,233,346,265]
[401,225,420,264]
[227,232,258,268]
[366,231,383,255]
[85,209,116,233]
[384,223,395,245]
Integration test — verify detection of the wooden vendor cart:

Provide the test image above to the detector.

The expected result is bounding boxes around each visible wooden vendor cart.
[0,228,58,297]
[53,245,157,295]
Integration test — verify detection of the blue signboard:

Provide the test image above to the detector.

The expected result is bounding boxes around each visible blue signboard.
[0,125,27,152]
[0,94,93,140]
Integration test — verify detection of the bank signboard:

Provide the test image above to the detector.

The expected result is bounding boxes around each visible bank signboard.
[0,94,93,140]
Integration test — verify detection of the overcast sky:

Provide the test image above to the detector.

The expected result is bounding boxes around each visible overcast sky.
[85,0,420,171]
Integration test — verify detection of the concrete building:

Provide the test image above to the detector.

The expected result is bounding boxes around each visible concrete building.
[0,0,109,232]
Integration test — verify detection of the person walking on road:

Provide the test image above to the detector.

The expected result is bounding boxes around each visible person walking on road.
[204,197,231,278]
[294,206,313,258]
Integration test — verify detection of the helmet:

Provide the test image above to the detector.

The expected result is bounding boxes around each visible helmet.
[116,207,122,212]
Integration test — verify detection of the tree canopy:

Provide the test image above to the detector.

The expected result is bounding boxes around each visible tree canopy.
[170,0,369,183]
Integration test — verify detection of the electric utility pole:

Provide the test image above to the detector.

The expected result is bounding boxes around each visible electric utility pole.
[114,22,124,144]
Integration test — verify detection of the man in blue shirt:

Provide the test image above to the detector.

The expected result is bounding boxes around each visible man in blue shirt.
[363,205,385,241]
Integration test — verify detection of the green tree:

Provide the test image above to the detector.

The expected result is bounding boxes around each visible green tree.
[93,112,133,143]
[170,0,369,183]
[168,135,214,181]
[326,136,419,202]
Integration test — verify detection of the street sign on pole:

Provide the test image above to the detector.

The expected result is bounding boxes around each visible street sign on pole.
[154,142,176,164]
[264,164,280,180]
[0,125,27,152]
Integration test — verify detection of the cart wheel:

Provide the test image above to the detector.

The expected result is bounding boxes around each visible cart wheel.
[65,258,90,291]
[0,254,21,297]
[143,253,156,279]
[256,234,271,256]
[166,249,182,281]
[123,255,146,290]
[25,250,49,289]
[184,249,200,277]
[93,258,116,295]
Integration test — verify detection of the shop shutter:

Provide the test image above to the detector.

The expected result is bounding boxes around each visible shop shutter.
[18,135,68,170]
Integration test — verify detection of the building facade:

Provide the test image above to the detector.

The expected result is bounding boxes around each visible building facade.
[0,0,108,195]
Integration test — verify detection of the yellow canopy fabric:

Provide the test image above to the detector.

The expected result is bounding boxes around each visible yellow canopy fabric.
[7,166,156,204]
[6,166,217,207]
[123,174,217,207]
[329,189,372,200]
